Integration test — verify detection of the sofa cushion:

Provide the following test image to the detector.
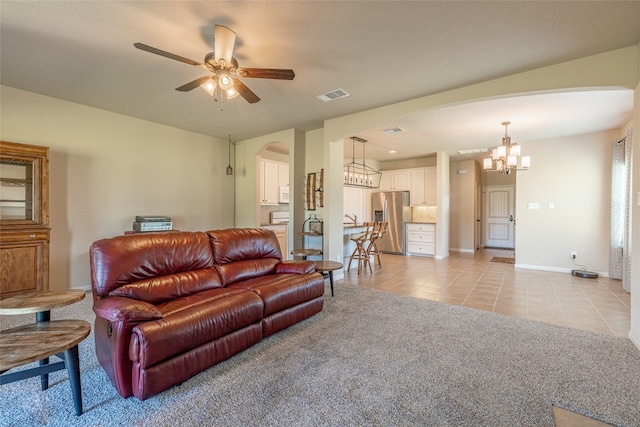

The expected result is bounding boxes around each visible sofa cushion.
[91,231,215,297]
[130,288,264,368]
[207,228,282,264]
[109,269,223,304]
[229,273,325,316]
[215,258,279,287]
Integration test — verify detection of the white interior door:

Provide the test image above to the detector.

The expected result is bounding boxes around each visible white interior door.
[483,185,515,249]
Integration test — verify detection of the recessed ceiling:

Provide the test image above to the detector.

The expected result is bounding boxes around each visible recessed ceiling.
[1,1,638,161]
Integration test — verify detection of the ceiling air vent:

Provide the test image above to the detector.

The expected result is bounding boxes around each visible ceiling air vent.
[315,88,350,102]
[381,127,405,135]
[457,148,489,155]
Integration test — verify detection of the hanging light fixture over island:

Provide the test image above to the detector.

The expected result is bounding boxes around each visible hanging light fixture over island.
[343,136,382,189]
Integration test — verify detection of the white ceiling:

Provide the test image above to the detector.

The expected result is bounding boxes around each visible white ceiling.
[1,1,639,161]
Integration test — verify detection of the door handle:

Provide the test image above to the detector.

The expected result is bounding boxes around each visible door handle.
[509,215,514,222]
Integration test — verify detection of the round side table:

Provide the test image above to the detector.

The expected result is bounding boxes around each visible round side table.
[313,260,343,297]
[0,290,90,416]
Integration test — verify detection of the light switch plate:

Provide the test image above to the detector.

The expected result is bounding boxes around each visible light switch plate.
[528,203,540,210]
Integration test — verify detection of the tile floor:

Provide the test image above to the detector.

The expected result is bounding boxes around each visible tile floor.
[341,249,630,338]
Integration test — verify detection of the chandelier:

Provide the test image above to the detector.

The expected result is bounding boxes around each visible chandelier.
[483,121,531,174]
[343,137,382,189]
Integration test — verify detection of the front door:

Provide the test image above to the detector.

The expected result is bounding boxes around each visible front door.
[483,185,515,249]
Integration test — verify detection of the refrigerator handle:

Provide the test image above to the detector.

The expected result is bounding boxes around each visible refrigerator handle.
[384,199,388,221]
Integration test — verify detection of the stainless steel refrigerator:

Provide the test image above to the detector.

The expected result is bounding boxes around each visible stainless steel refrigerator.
[372,191,411,254]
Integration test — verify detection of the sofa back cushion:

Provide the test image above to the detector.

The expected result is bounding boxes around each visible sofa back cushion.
[90,231,218,299]
[207,228,282,286]
[109,269,223,304]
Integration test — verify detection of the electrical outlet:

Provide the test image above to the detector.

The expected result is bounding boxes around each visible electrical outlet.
[571,251,577,259]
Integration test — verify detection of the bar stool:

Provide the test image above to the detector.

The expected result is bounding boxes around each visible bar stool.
[367,221,388,268]
[347,222,374,274]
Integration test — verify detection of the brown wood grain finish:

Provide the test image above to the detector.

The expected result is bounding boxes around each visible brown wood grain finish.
[0,320,91,370]
[0,290,85,315]
[0,141,50,299]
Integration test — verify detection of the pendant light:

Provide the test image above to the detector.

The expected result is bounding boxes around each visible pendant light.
[483,121,531,175]
[226,134,234,176]
[343,137,382,188]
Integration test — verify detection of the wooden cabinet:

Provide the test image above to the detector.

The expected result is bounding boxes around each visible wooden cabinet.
[0,141,50,298]
[409,167,437,206]
[379,170,411,192]
[260,159,288,205]
[406,223,435,256]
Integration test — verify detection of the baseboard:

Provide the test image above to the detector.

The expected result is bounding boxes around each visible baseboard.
[629,329,640,352]
[449,248,475,253]
[514,263,608,277]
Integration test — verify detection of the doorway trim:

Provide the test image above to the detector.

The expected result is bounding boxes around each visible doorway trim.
[482,185,516,249]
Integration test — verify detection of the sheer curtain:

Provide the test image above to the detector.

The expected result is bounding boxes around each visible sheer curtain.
[610,131,632,292]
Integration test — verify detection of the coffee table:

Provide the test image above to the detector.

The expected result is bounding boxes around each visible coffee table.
[0,290,90,416]
[313,260,343,296]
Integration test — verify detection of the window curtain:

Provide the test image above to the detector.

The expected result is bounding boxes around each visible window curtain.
[609,131,632,292]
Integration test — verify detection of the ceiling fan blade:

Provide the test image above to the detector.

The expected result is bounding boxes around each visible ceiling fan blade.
[236,68,295,80]
[175,76,212,92]
[233,78,260,103]
[134,43,205,68]
[214,25,236,65]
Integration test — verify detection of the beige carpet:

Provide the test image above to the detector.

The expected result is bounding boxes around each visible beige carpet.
[490,256,515,264]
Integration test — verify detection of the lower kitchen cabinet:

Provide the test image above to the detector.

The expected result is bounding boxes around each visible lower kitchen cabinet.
[406,223,435,256]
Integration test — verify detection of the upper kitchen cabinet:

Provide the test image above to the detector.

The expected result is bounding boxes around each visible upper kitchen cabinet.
[379,169,411,192]
[424,167,437,205]
[0,141,50,298]
[410,167,437,206]
[260,159,288,205]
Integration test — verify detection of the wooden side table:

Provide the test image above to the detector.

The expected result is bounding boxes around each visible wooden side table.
[290,248,322,260]
[0,290,90,416]
[313,261,343,297]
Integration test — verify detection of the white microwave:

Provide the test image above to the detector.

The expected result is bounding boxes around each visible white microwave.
[279,186,289,204]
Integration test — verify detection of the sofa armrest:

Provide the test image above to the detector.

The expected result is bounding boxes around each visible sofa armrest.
[93,296,163,323]
[276,260,316,275]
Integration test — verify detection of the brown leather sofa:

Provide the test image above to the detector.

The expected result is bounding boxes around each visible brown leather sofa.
[90,228,324,400]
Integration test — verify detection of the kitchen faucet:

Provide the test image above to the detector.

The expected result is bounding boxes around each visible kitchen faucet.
[345,214,357,225]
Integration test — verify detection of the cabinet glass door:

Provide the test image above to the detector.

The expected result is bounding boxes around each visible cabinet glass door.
[0,159,34,221]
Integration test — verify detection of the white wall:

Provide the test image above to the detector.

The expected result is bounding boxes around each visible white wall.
[630,78,640,349]
[515,131,613,274]
[1,86,233,290]
[450,159,476,252]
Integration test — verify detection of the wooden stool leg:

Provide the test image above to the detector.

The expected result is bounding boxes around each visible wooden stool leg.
[64,345,83,416]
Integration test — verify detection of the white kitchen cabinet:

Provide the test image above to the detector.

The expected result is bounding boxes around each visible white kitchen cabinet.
[343,186,365,224]
[262,225,288,259]
[260,159,286,205]
[406,222,435,256]
[410,168,426,206]
[278,163,289,186]
[379,170,411,192]
[424,167,437,205]
[409,167,437,206]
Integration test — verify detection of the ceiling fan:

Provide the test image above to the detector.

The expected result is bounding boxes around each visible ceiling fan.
[134,25,295,104]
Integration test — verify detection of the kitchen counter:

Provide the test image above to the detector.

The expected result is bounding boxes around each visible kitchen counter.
[406,221,436,224]
[343,223,366,229]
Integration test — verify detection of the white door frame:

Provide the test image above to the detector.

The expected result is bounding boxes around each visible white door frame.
[483,185,515,249]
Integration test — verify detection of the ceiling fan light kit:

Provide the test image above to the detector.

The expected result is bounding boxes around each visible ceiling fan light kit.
[134,24,295,105]
[483,121,531,175]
